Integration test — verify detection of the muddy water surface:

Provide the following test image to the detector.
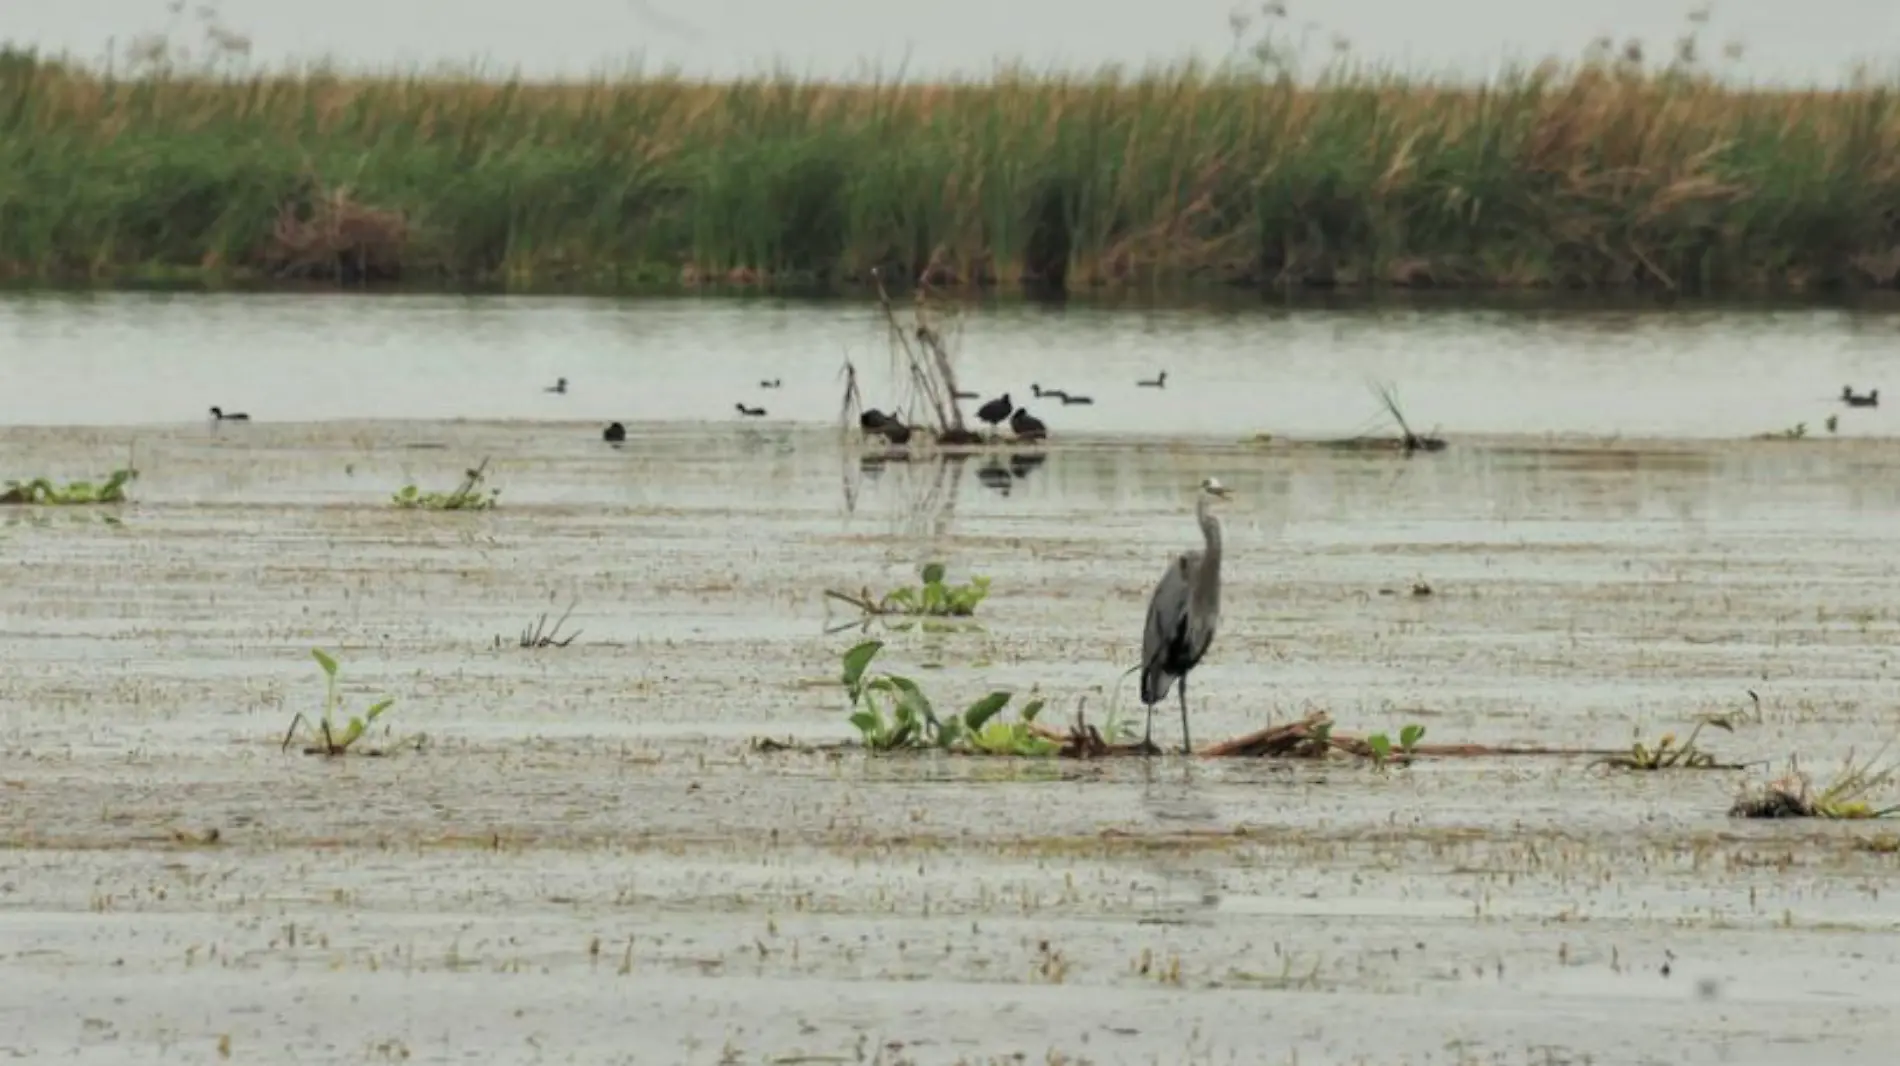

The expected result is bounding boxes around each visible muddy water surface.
[3,413,1900,1064]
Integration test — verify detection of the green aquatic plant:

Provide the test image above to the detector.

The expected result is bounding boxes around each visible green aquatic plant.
[1364,723,1427,768]
[826,562,992,619]
[1731,745,1900,819]
[0,468,137,505]
[841,639,1052,755]
[1596,714,1742,771]
[281,648,398,756]
[392,458,499,511]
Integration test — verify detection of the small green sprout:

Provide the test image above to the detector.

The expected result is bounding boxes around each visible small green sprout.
[281,648,398,756]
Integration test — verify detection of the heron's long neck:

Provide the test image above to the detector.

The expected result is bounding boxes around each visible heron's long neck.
[1196,495,1224,579]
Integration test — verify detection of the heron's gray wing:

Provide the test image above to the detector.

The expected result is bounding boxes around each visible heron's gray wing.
[1141,551,1201,669]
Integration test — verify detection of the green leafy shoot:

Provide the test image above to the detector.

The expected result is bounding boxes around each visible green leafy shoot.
[1595,714,1740,771]
[281,647,399,756]
[840,640,1051,755]
[825,562,992,619]
[0,468,138,505]
[392,457,499,511]
[1362,724,1426,769]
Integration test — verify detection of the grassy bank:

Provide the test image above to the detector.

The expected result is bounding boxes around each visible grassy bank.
[2,47,1898,294]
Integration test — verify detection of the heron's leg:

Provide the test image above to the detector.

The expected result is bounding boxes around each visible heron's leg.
[1178,676,1192,755]
[1142,703,1156,754]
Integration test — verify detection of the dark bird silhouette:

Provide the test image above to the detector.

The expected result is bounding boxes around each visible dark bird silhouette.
[1138,477,1234,754]
[1843,385,1879,408]
[545,377,568,394]
[860,408,893,432]
[878,421,913,446]
[1009,407,1048,442]
[735,403,767,417]
[209,406,249,421]
[1031,384,1069,401]
[975,393,1014,433]
[602,421,626,443]
[760,379,782,389]
[1138,371,1168,388]
[1061,393,1094,405]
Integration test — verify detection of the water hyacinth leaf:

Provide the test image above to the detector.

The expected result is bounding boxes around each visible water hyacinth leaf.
[1019,698,1047,722]
[962,691,1012,732]
[841,640,883,688]
[1399,724,1426,749]
[921,562,946,585]
[848,710,880,737]
[311,648,338,678]
[1367,733,1392,761]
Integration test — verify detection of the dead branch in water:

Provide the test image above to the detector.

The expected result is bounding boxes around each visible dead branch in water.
[518,597,582,648]
[1370,379,1447,454]
[1026,710,1633,762]
[867,267,979,445]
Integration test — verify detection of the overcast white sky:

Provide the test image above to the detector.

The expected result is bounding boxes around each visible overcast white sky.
[6,0,1896,83]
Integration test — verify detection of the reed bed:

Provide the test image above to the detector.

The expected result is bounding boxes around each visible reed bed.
[2,47,1899,293]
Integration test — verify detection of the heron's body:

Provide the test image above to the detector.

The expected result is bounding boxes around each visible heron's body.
[1138,478,1231,754]
[209,406,249,421]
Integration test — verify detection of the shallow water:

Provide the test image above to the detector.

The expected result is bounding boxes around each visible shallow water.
[5,296,1900,1063]
[4,291,1900,440]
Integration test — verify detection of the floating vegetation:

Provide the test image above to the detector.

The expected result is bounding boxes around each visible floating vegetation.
[841,640,1053,756]
[392,457,499,511]
[826,562,993,618]
[1731,748,1900,819]
[1753,422,1809,441]
[280,648,403,757]
[1594,714,1748,771]
[0,468,137,505]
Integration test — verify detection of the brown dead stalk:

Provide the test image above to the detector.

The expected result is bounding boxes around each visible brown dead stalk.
[261,181,408,282]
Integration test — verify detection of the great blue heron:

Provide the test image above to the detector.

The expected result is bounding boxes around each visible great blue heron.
[735,403,767,417]
[208,406,249,421]
[1138,476,1234,754]
[1843,385,1879,408]
[1138,371,1168,388]
[975,393,1013,432]
[1009,407,1048,441]
[545,377,568,394]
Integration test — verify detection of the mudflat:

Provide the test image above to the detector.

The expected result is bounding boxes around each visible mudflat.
[4,420,1899,1065]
